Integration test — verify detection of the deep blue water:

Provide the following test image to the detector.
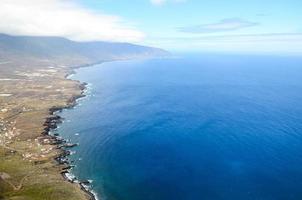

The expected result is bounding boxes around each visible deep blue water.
[55,54,302,200]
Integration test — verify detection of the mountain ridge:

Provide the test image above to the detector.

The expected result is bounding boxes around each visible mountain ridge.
[0,33,169,66]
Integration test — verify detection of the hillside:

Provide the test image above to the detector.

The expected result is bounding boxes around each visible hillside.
[0,33,168,67]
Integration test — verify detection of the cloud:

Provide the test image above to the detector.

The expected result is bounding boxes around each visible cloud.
[150,0,166,5]
[0,0,144,42]
[146,33,302,54]
[150,0,186,6]
[179,18,259,33]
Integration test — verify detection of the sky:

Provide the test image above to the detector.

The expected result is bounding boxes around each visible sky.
[0,0,302,54]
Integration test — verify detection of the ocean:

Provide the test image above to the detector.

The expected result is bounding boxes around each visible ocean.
[54,54,302,200]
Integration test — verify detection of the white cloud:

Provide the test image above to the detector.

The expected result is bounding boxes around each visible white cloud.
[179,18,259,33]
[150,0,166,6]
[0,0,144,42]
[146,33,302,55]
[150,0,186,6]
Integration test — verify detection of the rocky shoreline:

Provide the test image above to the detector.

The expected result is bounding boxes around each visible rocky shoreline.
[42,79,99,200]
[0,60,118,199]
[0,33,168,199]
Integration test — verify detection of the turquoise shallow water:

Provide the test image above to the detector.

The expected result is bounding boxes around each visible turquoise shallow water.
[55,54,302,200]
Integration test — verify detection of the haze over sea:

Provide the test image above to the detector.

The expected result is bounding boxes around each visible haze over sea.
[55,54,302,200]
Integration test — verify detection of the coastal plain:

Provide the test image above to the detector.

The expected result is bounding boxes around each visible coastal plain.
[0,60,91,200]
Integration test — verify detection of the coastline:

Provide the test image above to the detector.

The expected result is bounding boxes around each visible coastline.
[0,56,167,199]
[44,66,99,200]
[0,61,102,200]
[0,31,169,199]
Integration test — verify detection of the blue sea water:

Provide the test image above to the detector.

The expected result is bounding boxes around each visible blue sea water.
[55,54,302,200]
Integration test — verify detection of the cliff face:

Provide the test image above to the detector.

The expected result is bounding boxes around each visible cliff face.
[0,33,169,66]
